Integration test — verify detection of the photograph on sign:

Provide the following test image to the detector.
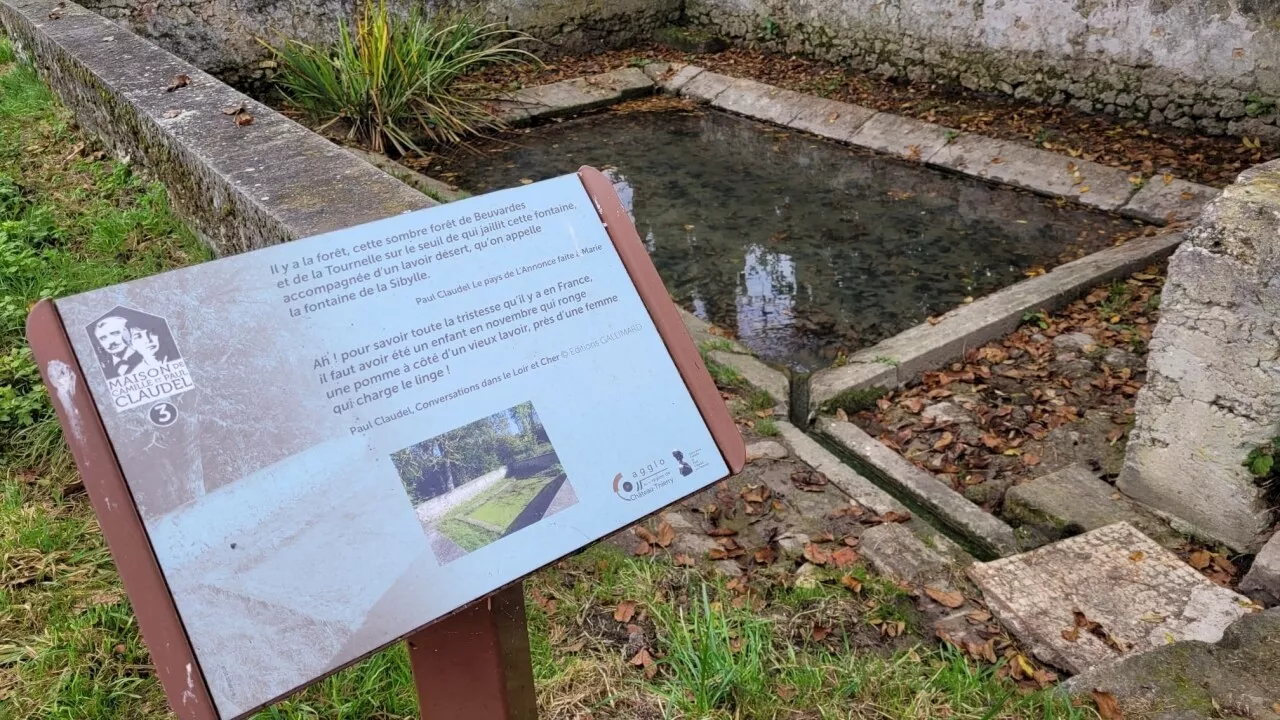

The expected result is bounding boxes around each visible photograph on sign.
[392,400,578,563]
[47,172,733,719]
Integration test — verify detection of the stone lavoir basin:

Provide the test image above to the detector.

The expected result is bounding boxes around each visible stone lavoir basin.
[442,108,1140,370]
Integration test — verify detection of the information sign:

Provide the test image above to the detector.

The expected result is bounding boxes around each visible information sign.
[27,168,744,719]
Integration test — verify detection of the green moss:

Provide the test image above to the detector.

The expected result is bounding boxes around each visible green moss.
[821,386,887,416]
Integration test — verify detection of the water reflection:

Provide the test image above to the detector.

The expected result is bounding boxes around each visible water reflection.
[443,110,1132,370]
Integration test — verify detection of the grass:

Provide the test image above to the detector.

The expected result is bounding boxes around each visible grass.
[435,465,563,550]
[0,40,1097,720]
[268,1,535,154]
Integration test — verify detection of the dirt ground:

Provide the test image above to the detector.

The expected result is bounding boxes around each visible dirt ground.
[468,45,1277,188]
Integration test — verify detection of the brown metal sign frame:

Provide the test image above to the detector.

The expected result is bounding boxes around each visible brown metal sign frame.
[26,166,745,720]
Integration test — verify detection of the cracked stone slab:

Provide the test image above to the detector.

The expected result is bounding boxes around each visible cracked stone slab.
[929,135,1137,211]
[860,523,954,588]
[660,64,704,94]
[678,69,734,102]
[710,78,808,126]
[847,113,955,162]
[495,67,653,123]
[968,522,1253,675]
[786,96,876,142]
[1121,177,1220,225]
[818,417,1020,557]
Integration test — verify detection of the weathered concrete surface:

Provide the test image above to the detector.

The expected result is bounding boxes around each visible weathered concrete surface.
[707,349,789,417]
[1003,463,1175,548]
[1119,161,1280,553]
[775,421,907,517]
[809,230,1186,410]
[491,67,653,123]
[860,522,954,587]
[1121,177,1221,225]
[818,417,1020,557]
[1064,608,1280,720]
[785,95,876,142]
[710,77,808,126]
[969,523,1254,675]
[83,0,682,82]
[1240,533,1280,607]
[0,0,434,256]
[687,0,1280,139]
[660,64,704,94]
[929,135,1137,211]
[677,68,734,103]
[745,440,788,462]
[847,113,955,162]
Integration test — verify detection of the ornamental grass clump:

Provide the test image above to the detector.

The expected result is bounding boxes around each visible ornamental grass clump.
[270,2,535,154]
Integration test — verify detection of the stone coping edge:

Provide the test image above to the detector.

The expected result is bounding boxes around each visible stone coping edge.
[663,66,1219,224]
[808,230,1185,411]
[817,417,1021,558]
[1,0,435,256]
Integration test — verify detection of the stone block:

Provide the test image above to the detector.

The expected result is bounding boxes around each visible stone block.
[774,421,907,517]
[860,522,954,587]
[502,67,653,122]
[710,78,808,126]
[929,135,1137,211]
[807,230,1185,412]
[786,97,875,142]
[708,349,789,415]
[745,440,788,462]
[968,523,1253,675]
[678,69,734,102]
[847,112,955,162]
[1119,161,1280,552]
[818,417,1020,557]
[1121,177,1220,225]
[661,64,705,94]
[1240,533,1280,606]
[1003,464,1172,546]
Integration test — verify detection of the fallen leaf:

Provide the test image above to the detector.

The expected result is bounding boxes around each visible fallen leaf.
[1062,627,1080,642]
[741,484,769,503]
[635,526,658,543]
[1188,550,1212,569]
[1107,427,1125,445]
[791,470,829,492]
[220,103,244,115]
[234,111,254,126]
[655,520,675,548]
[706,527,737,537]
[925,587,966,609]
[1128,551,1145,563]
[1138,611,1166,624]
[835,407,849,422]
[1022,453,1041,467]
[683,224,695,231]
[933,432,955,451]
[803,543,831,566]
[563,639,586,652]
[614,600,637,623]
[166,73,191,92]
[811,624,832,641]
[673,553,695,567]
[966,609,992,623]
[777,684,797,700]
[754,546,777,565]
[840,574,863,593]
[1014,654,1036,678]
[1091,690,1124,720]
[1078,185,1091,194]
[633,540,651,556]
[831,547,859,568]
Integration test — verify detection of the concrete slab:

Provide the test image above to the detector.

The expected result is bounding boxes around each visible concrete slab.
[1121,177,1220,225]
[775,421,907,517]
[860,522,954,587]
[710,78,808,126]
[786,96,876,142]
[968,522,1253,674]
[929,135,1137,212]
[661,64,704,94]
[678,69,734,103]
[847,113,955,162]
[1240,533,1280,607]
[1003,464,1175,547]
[807,230,1186,411]
[819,417,1020,557]
[708,349,789,416]
[498,67,653,123]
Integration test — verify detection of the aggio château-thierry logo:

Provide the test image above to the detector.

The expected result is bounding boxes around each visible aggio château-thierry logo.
[612,448,704,501]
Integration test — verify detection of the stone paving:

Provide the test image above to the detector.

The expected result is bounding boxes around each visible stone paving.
[968,523,1255,675]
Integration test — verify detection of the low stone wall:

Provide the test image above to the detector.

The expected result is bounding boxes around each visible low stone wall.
[687,0,1280,140]
[1,0,432,255]
[81,0,682,82]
